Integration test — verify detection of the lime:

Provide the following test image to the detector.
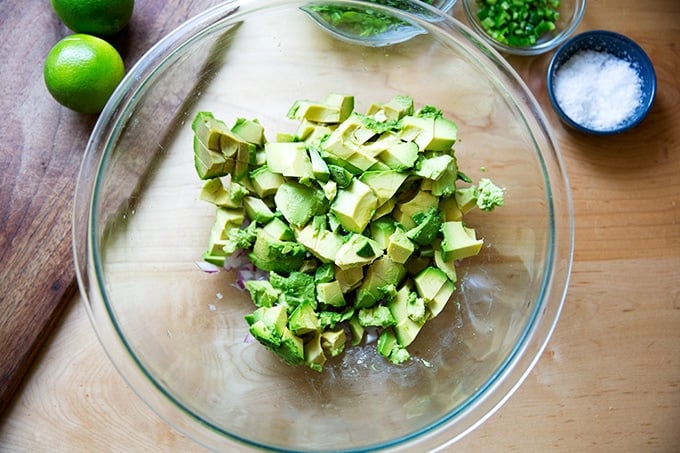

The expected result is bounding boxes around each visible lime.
[44,34,125,114]
[51,0,134,36]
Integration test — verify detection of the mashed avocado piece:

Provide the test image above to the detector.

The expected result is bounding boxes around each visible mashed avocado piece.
[192,93,504,370]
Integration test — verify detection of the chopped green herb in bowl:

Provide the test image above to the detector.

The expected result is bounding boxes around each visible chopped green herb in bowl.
[462,0,586,55]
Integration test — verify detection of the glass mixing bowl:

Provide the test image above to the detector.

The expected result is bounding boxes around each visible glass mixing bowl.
[73,0,574,451]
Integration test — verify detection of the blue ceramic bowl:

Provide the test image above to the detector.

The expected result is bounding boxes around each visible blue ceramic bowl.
[547,30,656,135]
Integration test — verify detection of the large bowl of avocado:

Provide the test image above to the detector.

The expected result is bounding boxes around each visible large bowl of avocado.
[73,0,574,451]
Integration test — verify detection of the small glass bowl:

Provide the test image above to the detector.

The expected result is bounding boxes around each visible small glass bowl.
[462,0,587,56]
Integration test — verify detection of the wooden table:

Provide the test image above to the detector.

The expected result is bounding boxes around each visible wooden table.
[1,0,678,451]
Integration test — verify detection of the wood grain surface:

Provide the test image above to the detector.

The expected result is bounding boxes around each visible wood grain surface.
[1,0,679,452]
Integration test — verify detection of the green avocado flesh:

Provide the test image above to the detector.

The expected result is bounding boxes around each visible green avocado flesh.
[192,93,504,371]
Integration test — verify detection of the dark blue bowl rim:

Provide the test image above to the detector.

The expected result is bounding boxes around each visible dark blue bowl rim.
[546,30,657,135]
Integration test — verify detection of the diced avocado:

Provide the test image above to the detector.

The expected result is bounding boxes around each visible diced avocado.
[358,170,409,207]
[308,146,330,182]
[250,165,285,198]
[320,329,346,357]
[314,263,335,283]
[278,327,305,366]
[193,112,230,151]
[431,156,459,197]
[316,280,346,308]
[414,153,455,181]
[355,255,406,308]
[262,217,295,241]
[248,228,306,273]
[245,304,288,350]
[376,329,409,364]
[288,94,354,124]
[294,223,345,263]
[348,315,365,346]
[406,207,442,246]
[274,182,328,228]
[378,141,419,170]
[269,271,317,310]
[295,118,318,141]
[431,117,458,151]
[327,164,353,189]
[210,207,245,242]
[387,286,426,347]
[318,308,354,330]
[369,217,396,249]
[304,332,327,372]
[231,118,265,147]
[414,266,449,302]
[244,280,280,308]
[371,94,414,121]
[265,142,313,179]
[455,186,478,215]
[387,228,415,264]
[427,278,455,318]
[243,195,275,223]
[434,248,458,283]
[330,179,379,234]
[334,265,363,294]
[439,195,463,222]
[335,234,383,270]
[393,190,439,230]
[358,305,396,328]
[440,221,484,261]
[193,135,233,180]
[323,93,354,123]
[345,150,379,172]
[399,115,432,149]
[199,178,241,208]
[288,301,320,336]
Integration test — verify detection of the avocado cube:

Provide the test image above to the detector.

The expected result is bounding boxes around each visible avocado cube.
[304,332,327,372]
[427,278,455,318]
[321,329,346,358]
[249,166,285,198]
[277,327,305,366]
[294,223,345,263]
[454,186,478,215]
[358,170,409,207]
[193,114,230,151]
[378,141,419,171]
[330,179,379,234]
[439,195,463,222]
[414,153,455,181]
[193,136,233,180]
[210,207,245,241]
[387,228,415,264]
[393,190,439,230]
[316,281,346,308]
[248,229,306,273]
[348,315,365,346]
[358,305,396,328]
[440,221,484,262]
[262,217,294,241]
[334,265,363,294]
[368,94,414,121]
[231,118,265,147]
[346,150,379,172]
[199,178,240,208]
[288,301,320,336]
[414,266,449,302]
[386,286,425,347]
[323,93,354,123]
[244,280,280,308]
[246,304,288,350]
[308,147,330,182]
[242,196,275,224]
[314,263,335,283]
[334,234,383,270]
[369,217,396,249]
[274,182,328,228]
[430,117,458,151]
[355,255,406,308]
[265,142,313,179]
[377,329,397,359]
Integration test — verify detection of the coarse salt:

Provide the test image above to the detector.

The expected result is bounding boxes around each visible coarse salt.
[553,50,642,131]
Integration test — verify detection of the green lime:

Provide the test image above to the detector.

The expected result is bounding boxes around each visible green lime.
[51,0,134,36]
[44,34,125,114]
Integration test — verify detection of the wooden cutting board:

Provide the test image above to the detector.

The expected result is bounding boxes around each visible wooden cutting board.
[0,0,222,414]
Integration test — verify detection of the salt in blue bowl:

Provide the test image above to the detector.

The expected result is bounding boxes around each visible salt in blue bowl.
[547,30,656,135]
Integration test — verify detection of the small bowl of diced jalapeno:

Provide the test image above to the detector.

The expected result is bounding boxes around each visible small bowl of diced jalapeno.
[462,0,587,56]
